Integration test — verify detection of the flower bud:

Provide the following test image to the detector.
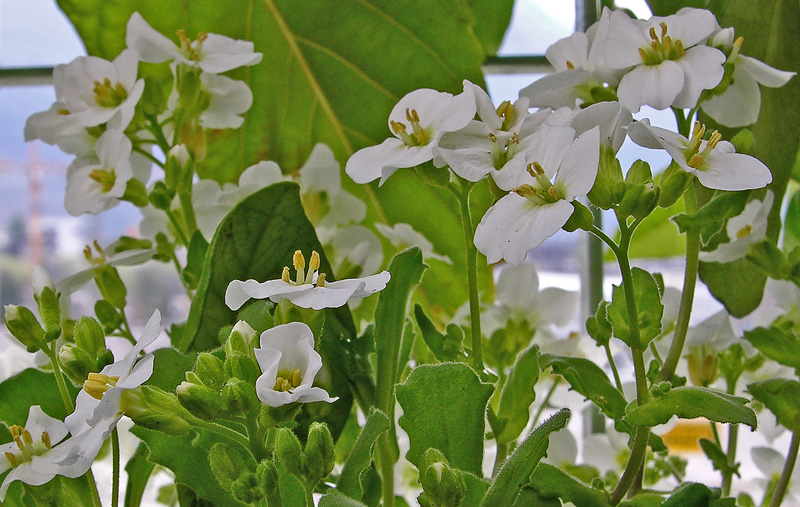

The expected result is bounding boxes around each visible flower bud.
[176,381,227,420]
[121,386,192,436]
[122,178,150,208]
[226,321,257,354]
[224,355,260,386]
[230,472,262,504]
[142,75,167,117]
[222,378,260,415]
[94,266,127,310]
[32,266,61,332]
[304,422,335,482]
[59,343,95,384]
[180,120,207,162]
[587,145,624,210]
[657,163,691,208]
[94,300,123,332]
[687,346,720,387]
[194,352,227,389]
[255,460,280,497]
[209,442,245,492]
[148,181,176,211]
[275,428,304,478]
[632,183,659,220]
[625,160,653,186]
[165,144,193,192]
[4,305,46,351]
[74,316,106,356]
[420,461,466,507]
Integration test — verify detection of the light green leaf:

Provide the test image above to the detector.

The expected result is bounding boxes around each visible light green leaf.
[672,192,749,237]
[626,200,685,259]
[481,408,571,507]
[744,326,800,372]
[540,354,627,420]
[528,463,613,507]
[625,386,757,429]
[0,368,78,426]
[661,482,717,507]
[607,267,663,349]
[124,443,156,507]
[784,189,800,251]
[337,409,391,501]
[319,491,368,507]
[466,0,515,55]
[397,363,493,475]
[747,378,800,429]
[413,304,467,363]
[495,345,540,444]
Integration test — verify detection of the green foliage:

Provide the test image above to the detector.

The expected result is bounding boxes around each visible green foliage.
[699,258,768,318]
[495,345,540,444]
[466,0,515,55]
[0,368,78,426]
[337,409,391,501]
[748,378,800,429]
[481,408,571,507]
[528,463,612,507]
[744,326,800,372]
[699,438,739,478]
[784,188,800,251]
[625,386,757,429]
[414,304,467,363]
[397,363,493,475]
[607,267,663,349]
[540,354,627,420]
[672,191,749,238]
[660,482,729,507]
[124,443,155,507]
[320,491,369,507]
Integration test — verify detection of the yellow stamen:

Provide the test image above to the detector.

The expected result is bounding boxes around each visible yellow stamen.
[660,22,668,38]
[566,60,575,70]
[5,452,18,468]
[9,425,21,440]
[21,429,32,445]
[293,250,306,270]
[548,187,561,200]
[83,373,119,400]
[308,251,320,273]
[41,431,51,450]
[687,154,704,168]
[281,266,291,283]
[289,369,302,388]
[737,225,753,239]
[649,26,658,41]
[317,272,326,287]
[89,168,117,193]
[57,108,71,115]
[514,184,538,198]
[274,377,292,392]
[390,120,407,135]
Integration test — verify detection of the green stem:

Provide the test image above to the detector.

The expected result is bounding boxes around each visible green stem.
[112,427,120,507]
[305,486,315,507]
[611,427,651,505]
[179,191,198,238]
[45,346,74,413]
[146,113,171,154]
[455,177,483,370]
[493,442,508,477]
[710,421,722,449]
[722,424,739,496]
[378,435,395,507]
[660,186,700,382]
[605,343,624,393]
[769,426,800,507]
[166,209,190,247]
[245,414,266,461]
[486,406,506,476]
[132,145,166,169]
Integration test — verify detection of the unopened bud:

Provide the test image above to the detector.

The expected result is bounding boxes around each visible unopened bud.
[420,461,466,507]
[255,460,280,496]
[94,300,122,332]
[59,343,95,384]
[275,428,304,478]
[74,316,106,356]
[230,472,262,504]
[165,144,193,192]
[730,129,755,156]
[305,422,335,481]
[94,266,127,310]
[222,378,259,415]
[122,178,149,208]
[625,160,652,186]
[226,321,257,354]
[658,163,692,208]
[148,181,176,211]
[209,442,245,492]
[194,352,226,389]
[142,76,167,117]
[180,120,206,162]
[687,347,720,387]
[121,386,192,436]
[4,305,45,351]
[587,145,624,210]
[31,267,61,333]
[176,381,227,420]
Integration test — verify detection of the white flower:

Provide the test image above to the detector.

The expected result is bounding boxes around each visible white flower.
[299,144,366,229]
[345,84,476,185]
[125,12,262,73]
[56,243,155,295]
[24,102,91,155]
[375,223,451,265]
[752,446,800,503]
[60,310,161,467]
[604,8,725,111]
[318,225,385,278]
[198,72,254,129]
[254,322,337,407]
[700,191,773,263]
[520,8,621,109]
[474,127,600,265]
[226,250,391,311]
[628,119,772,191]
[571,101,632,153]
[53,50,144,131]
[64,130,135,216]
[702,28,795,127]
[0,405,91,500]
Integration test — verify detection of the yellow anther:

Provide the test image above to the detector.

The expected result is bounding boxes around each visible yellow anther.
[89,168,117,193]
[649,26,658,41]
[83,373,119,401]
[5,452,18,468]
[406,108,421,123]
[9,425,21,439]
[514,184,538,198]
[707,131,722,150]
[506,133,520,148]
[197,32,208,43]
[317,272,326,287]
[289,369,302,388]
[532,162,546,176]
[638,48,650,64]
[21,430,32,445]
[660,22,668,38]
[281,266,291,283]
[675,40,685,56]
[308,251,320,273]
[57,108,71,115]
[734,37,744,49]
[687,154,704,168]
[568,331,580,340]
[390,120,407,134]
[83,245,93,262]
[566,60,575,70]
[737,225,753,239]
[293,250,306,270]
[488,132,497,143]
[274,377,292,392]
[41,431,51,450]
[548,187,561,200]
[663,36,673,53]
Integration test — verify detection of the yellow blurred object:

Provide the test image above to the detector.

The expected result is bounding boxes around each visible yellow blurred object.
[661,419,716,454]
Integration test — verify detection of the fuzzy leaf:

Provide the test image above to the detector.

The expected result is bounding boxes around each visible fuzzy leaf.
[607,267,663,349]
[748,378,800,429]
[540,354,627,420]
[495,345,541,444]
[625,386,757,429]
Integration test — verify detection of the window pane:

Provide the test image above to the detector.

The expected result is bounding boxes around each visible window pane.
[498,0,575,56]
[0,0,85,68]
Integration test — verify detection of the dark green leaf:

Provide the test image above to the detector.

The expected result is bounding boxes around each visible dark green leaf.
[625,386,757,429]
[467,0,514,55]
[397,363,493,475]
[481,408,571,507]
[496,345,540,444]
[672,192,749,237]
[645,0,708,16]
[744,326,800,371]
[0,368,78,426]
[463,471,491,507]
[661,482,716,507]
[748,378,800,429]
[337,409,391,501]
[512,487,561,507]
[125,443,156,507]
[540,354,627,420]
[619,493,669,507]
[784,189,800,251]
[607,267,663,348]
[699,438,738,477]
[146,348,197,391]
[700,257,768,318]
[413,304,467,363]
[528,463,613,507]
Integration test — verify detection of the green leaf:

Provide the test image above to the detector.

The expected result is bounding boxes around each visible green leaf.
[748,378,800,429]
[645,0,708,16]
[0,368,78,426]
[619,493,669,507]
[180,182,354,438]
[124,443,156,507]
[540,354,627,420]
[132,424,250,507]
[337,409,391,501]
[481,408,571,507]
[699,438,738,477]
[528,463,613,507]
[495,345,540,444]
[319,491,369,507]
[607,267,663,348]
[512,487,561,507]
[463,471,491,507]
[615,199,684,260]
[146,348,197,391]
[744,326,800,372]
[661,482,716,507]
[625,386,757,429]
[784,189,800,251]
[672,191,749,237]
[699,258,768,318]
[397,363,493,475]
[413,304,467,363]
[466,0,514,55]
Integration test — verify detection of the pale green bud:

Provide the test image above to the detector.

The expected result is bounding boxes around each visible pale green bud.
[658,163,691,208]
[94,266,127,310]
[255,460,280,497]
[59,343,95,384]
[122,178,149,208]
[209,442,245,492]
[230,473,262,504]
[176,381,227,420]
[625,160,653,186]
[122,386,192,435]
[222,378,259,415]
[32,266,61,332]
[148,181,176,211]
[194,352,226,389]
[74,316,106,356]
[165,144,193,192]
[304,422,335,481]
[275,428,304,478]
[420,461,466,507]
[4,305,45,351]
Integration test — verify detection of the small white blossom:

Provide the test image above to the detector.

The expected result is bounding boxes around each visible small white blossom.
[700,191,773,263]
[254,322,337,407]
[375,223,451,265]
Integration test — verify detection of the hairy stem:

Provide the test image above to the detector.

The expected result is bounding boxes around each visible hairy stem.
[455,177,483,370]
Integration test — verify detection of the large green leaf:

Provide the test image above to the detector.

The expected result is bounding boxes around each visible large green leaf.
[540,354,627,420]
[337,409,391,501]
[481,408,571,507]
[748,378,800,430]
[744,326,800,372]
[625,386,757,429]
[607,267,663,349]
[466,0,515,55]
[495,345,540,444]
[528,463,613,507]
[0,368,78,427]
[396,363,493,476]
